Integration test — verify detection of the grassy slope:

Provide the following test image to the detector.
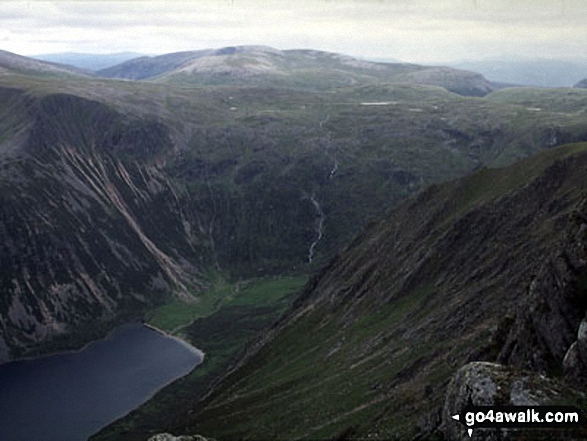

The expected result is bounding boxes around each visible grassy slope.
[92,275,307,441]
[146,275,307,333]
[163,82,587,273]
[152,142,587,440]
[486,87,587,113]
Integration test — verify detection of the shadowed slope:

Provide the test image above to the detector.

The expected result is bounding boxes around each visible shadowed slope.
[133,143,587,440]
[0,91,209,362]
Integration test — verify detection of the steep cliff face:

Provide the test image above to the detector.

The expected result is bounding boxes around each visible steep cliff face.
[139,144,587,440]
[498,199,587,372]
[0,91,209,362]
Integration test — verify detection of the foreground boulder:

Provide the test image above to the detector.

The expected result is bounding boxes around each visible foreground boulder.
[442,362,585,440]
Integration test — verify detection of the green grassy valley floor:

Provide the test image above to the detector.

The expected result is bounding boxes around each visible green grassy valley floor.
[92,275,307,441]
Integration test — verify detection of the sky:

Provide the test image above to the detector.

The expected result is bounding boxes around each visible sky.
[0,0,586,64]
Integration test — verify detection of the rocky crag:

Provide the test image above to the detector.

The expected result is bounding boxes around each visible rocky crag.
[0,90,209,362]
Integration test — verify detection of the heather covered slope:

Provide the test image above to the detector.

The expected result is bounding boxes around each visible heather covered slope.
[99,143,587,440]
[487,86,587,114]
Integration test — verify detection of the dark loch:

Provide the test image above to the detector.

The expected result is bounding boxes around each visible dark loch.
[0,323,203,441]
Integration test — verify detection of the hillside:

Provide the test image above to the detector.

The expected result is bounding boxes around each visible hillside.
[95,143,587,440]
[0,49,88,77]
[575,79,587,88]
[2,47,587,364]
[96,50,211,80]
[97,46,495,97]
[487,86,587,114]
[0,88,210,362]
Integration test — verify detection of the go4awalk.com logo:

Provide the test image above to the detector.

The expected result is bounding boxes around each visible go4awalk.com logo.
[451,405,582,437]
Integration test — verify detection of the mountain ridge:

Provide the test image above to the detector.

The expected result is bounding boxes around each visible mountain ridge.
[94,142,587,440]
[451,58,587,88]
[0,49,90,77]
[96,45,496,97]
[192,142,587,438]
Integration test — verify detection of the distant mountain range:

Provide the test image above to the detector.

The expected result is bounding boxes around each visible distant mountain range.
[27,49,587,89]
[95,45,496,97]
[31,52,146,71]
[448,58,587,88]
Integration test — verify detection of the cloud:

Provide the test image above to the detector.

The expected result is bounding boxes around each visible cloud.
[0,0,586,63]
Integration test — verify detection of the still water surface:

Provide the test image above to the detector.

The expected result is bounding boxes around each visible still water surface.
[0,323,203,441]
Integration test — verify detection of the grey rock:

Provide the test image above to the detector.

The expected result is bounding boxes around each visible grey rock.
[509,379,540,406]
[442,362,565,441]
[576,319,587,364]
[0,335,10,364]
[563,319,587,384]
[498,212,587,372]
[563,342,585,381]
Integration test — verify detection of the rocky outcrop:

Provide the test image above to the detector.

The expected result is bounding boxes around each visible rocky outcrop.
[442,361,583,440]
[498,198,587,372]
[563,318,587,383]
[0,93,210,361]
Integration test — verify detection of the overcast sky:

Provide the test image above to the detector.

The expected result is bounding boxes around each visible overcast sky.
[1,0,586,63]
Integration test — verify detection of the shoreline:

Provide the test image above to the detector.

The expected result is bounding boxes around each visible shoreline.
[0,320,126,367]
[142,322,206,360]
[89,327,206,440]
[1,321,205,367]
